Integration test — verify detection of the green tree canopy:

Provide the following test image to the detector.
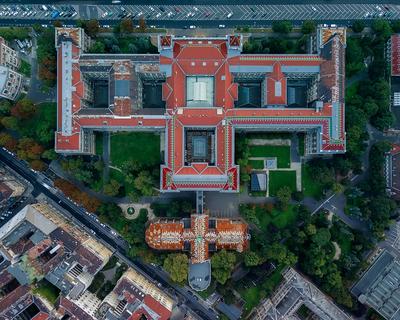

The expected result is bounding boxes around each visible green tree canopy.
[301,20,316,34]
[352,20,365,33]
[272,21,292,34]
[276,186,292,211]
[244,251,262,267]
[163,253,189,285]
[211,250,236,285]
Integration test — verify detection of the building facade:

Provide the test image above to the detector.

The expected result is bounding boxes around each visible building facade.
[0,65,23,100]
[55,26,346,193]
[0,36,20,70]
[252,268,352,320]
[352,250,400,320]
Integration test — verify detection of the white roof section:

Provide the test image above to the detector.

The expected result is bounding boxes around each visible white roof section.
[186,76,214,107]
[0,65,8,92]
[61,41,73,135]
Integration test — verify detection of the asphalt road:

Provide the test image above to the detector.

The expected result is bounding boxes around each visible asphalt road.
[1,0,398,4]
[0,148,219,320]
[0,3,398,29]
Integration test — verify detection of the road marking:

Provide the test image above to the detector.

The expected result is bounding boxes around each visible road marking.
[312,193,335,215]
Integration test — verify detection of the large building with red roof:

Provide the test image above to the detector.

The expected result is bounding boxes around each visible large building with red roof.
[55,26,346,193]
[146,214,250,290]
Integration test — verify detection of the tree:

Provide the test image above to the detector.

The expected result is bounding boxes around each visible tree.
[1,116,18,130]
[88,41,106,53]
[134,171,154,196]
[392,20,400,33]
[120,19,134,33]
[30,159,46,171]
[0,99,11,116]
[0,132,13,147]
[272,21,292,34]
[244,251,262,267]
[42,149,58,160]
[211,250,236,285]
[11,98,36,119]
[163,253,189,285]
[371,19,392,40]
[312,228,331,247]
[239,204,260,227]
[103,179,121,197]
[352,20,365,33]
[266,243,297,266]
[139,17,146,32]
[276,186,291,211]
[84,19,100,37]
[332,182,344,194]
[301,20,316,34]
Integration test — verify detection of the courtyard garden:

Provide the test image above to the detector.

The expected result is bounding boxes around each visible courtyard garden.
[248,145,291,168]
[109,132,160,168]
[268,170,297,196]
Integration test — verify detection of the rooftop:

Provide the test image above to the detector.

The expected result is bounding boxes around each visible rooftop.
[55,28,346,193]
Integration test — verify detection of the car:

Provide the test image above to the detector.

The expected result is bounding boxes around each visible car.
[218,24,225,28]
[156,13,161,18]
[227,12,233,18]
[189,25,196,29]
[311,6,317,11]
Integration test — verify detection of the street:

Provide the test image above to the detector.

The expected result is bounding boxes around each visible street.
[0,3,398,29]
[0,148,219,320]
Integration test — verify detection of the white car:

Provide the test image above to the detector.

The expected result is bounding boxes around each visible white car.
[189,25,196,29]
[218,24,225,28]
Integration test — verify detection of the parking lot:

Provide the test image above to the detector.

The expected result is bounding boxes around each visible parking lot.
[0,3,398,23]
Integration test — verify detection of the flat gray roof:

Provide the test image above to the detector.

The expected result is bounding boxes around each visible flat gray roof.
[351,250,394,297]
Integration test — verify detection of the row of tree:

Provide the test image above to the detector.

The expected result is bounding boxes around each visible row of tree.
[0,99,57,171]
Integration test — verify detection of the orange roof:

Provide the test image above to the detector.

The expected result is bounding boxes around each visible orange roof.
[146,214,249,264]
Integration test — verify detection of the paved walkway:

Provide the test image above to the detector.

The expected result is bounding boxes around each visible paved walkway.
[248,139,291,146]
[103,132,110,183]
[26,31,56,104]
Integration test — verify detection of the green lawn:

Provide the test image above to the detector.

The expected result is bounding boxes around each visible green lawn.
[18,59,31,76]
[249,145,290,168]
[256,204,298,231]
[240,265,284,316]
[338,237,352,255]
[241,286,261,314]
[298,133,305,156]
[248,159,264,169]
[110,132,160,168]
[268,170,297,196]
[33,280,60,305]
[95,132,103,156]
[19,102,56,147]
[302,164,323,199]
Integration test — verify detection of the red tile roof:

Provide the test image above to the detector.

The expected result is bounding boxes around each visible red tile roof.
[57,32,345,191]
[146,214,249,264]
[392,35,400,76]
